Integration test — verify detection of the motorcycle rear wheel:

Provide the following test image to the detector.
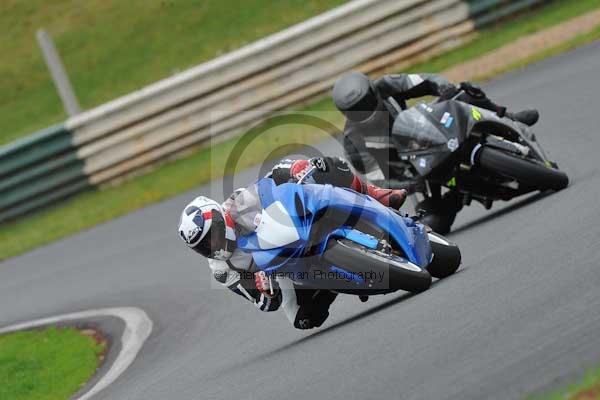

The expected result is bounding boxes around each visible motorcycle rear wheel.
[323,238,432,293]
[477,147,569,191]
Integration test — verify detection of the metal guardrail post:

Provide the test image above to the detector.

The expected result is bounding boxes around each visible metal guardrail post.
[36,29,82,117]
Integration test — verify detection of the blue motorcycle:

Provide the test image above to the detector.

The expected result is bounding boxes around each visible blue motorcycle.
[237,169,461,296]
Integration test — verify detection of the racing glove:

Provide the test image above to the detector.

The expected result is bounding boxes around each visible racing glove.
[255,271,278,298]
[459,82,507,117]
[459,82,486,99]
[437,83,460,100]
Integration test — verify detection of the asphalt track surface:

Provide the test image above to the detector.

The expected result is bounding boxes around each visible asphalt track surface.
[2,42,600,400]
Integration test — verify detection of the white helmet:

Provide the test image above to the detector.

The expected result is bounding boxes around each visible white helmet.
[178,196,236,260]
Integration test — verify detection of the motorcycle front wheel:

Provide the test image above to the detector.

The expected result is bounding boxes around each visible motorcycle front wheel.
[322,238,432,293]
[426,232,462,279]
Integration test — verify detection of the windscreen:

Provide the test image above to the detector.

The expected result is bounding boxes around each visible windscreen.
[230,183,263,234]
[391,107,448,151]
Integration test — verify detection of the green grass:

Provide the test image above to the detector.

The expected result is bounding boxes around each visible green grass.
[407,0,600,75]
[2,0,600,261]
[0,0,347,145]
[530,365,600,399]
[0,327,106,400]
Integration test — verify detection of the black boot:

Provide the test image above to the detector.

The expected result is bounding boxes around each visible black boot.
[506,109,539,126]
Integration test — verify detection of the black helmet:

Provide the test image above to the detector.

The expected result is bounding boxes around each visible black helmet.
[332,71,379,122]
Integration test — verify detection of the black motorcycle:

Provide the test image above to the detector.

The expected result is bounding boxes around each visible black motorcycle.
[364,91,569,234]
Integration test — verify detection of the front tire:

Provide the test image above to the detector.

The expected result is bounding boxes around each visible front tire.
[477,146,569,191]
[426,233,461,279]
[323,239,432,293]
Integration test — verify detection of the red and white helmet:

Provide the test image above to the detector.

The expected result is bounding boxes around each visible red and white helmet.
[178,196,236,260]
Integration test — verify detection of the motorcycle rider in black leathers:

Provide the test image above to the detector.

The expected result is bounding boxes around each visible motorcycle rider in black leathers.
[332,71,539,186]
[178,157,407,330]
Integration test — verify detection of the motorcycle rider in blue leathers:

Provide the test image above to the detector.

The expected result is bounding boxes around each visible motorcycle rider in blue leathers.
[178,157,407,330]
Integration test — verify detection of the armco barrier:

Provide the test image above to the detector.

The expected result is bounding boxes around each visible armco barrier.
[0,0,544,223]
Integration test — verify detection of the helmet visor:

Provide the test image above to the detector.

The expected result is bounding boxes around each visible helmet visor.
[195,210,228,258]
[344,86,379,122]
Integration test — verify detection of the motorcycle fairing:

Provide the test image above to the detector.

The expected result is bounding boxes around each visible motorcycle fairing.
[236,178,432,277]
[391,100,539,174]
[254,200,301,249]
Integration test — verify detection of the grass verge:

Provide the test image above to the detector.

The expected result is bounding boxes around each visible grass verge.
[0,0,347,145]
[1,0,600,261]
[0,327,106,400]
[531,365,600,399]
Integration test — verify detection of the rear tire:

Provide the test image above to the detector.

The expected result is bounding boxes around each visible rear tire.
[426,233,461,279]
[477,147,569,191]
[323,239,432,293]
